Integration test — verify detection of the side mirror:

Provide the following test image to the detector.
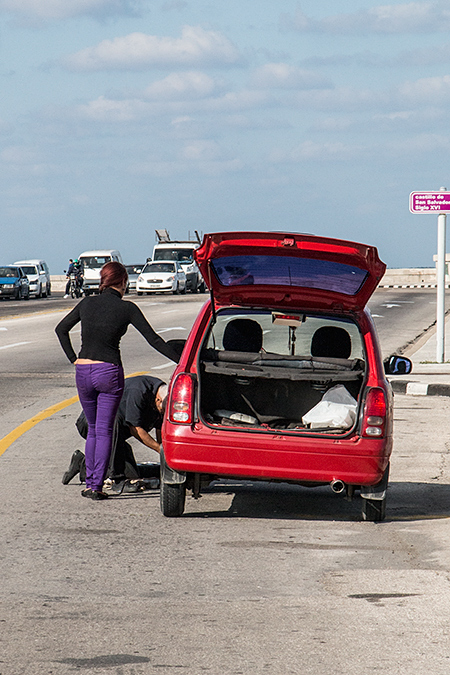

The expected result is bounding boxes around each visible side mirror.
[166,338,186,360]
[384,355,412,375]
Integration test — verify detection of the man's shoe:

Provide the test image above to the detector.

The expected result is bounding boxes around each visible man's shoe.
[79,458,86,483]
[123,479,145,493]
[62,450,84,484]
[107,479,125,494]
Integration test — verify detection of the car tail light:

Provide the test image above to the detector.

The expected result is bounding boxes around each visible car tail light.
[169,373,195,424]
[362,387,386,438]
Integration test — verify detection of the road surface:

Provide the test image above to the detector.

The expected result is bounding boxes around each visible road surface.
[1,289,450,674]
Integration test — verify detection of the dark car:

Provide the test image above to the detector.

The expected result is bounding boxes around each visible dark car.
[160,231,411,522]
[124,264,144,293]
[0,266,30,300]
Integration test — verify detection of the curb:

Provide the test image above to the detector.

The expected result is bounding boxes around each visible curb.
[391,380,450,397]
[378,284,450,289]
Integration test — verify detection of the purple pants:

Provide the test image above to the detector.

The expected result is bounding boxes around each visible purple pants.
[75,363,124,491]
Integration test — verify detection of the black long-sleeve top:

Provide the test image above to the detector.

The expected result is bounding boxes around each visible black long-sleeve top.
[55,288,179,365]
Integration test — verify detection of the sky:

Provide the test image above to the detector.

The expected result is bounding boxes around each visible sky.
[2,0,450,273]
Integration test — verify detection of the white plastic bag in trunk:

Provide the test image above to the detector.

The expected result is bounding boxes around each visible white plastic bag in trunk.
[302,385,357,429]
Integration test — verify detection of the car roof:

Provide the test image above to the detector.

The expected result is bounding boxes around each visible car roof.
[194,231,386,312]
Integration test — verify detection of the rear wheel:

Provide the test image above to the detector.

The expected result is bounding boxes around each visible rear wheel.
[361,496,386,522]
[160,481,186,517]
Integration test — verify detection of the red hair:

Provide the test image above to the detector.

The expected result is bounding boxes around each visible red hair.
[99,262,128,292]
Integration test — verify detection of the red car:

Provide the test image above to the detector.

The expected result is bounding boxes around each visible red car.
[160,232,411,521]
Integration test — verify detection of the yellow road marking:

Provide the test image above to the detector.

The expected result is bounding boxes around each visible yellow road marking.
[0,370,150,458]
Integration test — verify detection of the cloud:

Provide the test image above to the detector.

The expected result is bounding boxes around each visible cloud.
[249,63,332,89]
[142,71,218,100]
[64,26,242,71]
[398,75,450,102]
[0,0,141,21]
[270,140,363,163]
[280,2,450,34]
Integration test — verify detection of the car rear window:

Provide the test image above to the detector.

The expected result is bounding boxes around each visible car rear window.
[205,309,364,360]
[211,255,368,296]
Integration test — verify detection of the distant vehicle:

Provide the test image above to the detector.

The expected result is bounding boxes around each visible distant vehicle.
[160,231,412,522]
[78,250,123,296]
[124,264,144,293]
[136,261,187,295]
[0,266,30,300]
[152,229,205,293]
[13,259,51,298]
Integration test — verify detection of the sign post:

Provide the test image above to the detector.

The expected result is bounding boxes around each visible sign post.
[410,190,449,363]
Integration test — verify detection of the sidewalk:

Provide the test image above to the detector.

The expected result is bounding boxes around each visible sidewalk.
[389,315,450,396]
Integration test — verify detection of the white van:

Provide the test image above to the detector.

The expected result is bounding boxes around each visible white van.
[151,230,205,293]
[13,259,51,298]
[78,250,123,295]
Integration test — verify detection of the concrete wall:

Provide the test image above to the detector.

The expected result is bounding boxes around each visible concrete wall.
[379,268,437,287]
[50,275,67,292]
[50,269,442,292]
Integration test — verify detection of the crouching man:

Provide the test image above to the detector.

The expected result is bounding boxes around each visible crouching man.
[63,375,167,494]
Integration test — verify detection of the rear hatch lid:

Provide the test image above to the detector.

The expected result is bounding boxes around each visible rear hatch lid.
[194,232,386,311]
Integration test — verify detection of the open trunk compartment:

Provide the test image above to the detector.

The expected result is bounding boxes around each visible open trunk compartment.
[199,350,365,433]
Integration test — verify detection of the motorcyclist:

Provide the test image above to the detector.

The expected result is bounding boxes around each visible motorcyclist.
[64,259,83,298]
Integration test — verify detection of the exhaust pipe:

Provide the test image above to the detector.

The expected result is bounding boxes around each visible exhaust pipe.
[330,479,346,494]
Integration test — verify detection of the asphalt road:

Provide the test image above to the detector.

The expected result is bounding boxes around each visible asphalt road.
[2,289,450,674]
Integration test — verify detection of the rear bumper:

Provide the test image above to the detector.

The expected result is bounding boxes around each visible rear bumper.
[163,425,392,486]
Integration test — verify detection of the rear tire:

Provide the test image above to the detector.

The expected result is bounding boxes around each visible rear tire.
[361,497,386,522]
[160,481,186,517]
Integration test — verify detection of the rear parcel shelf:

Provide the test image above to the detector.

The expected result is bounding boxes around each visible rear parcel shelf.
[201,350,365,382]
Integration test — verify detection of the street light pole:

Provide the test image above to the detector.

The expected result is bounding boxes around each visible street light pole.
[436,199,447,363]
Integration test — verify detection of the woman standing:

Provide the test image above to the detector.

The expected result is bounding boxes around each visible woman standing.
[55,261,179,501]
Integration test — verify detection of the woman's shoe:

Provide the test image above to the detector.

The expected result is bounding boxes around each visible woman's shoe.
[81,488,93,498]
[90,490,109,500]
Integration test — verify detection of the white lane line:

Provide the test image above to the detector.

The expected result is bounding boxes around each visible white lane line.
[381,304,401,308]
[152,363,175,370]
[158,327,186,333]
[371,314,384,318]
[0,327,7,331]
[0,341,31,350]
